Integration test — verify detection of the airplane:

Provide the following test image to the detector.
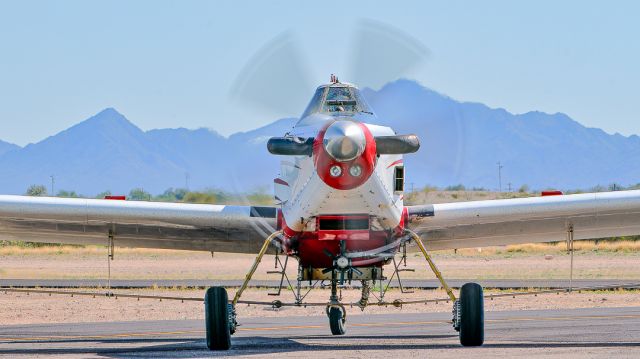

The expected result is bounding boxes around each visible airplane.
[2,75,640,351]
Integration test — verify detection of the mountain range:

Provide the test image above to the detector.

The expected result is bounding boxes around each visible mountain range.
[0,140,19,157]
[0,79,638,196]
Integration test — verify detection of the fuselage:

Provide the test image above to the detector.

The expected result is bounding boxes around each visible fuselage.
[272,82,409,269]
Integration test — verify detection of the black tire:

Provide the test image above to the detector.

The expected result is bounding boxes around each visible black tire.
[329,307,346,335]
[205,287,231,350]
[459,282,484,346]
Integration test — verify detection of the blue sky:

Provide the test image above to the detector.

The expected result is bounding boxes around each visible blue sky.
[0,0,638,146]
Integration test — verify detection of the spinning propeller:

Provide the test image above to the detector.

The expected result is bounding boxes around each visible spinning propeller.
[228,19,432,239]
[229,19,430,118]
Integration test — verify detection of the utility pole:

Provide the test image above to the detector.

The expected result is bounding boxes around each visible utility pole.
[508,182,512,192]
[50,175,55,196]
[185,172,190,190]
[497,162,503,192]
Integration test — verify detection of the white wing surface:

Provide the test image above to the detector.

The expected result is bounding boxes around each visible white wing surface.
[0,195,277,254]
[407,190,640,250]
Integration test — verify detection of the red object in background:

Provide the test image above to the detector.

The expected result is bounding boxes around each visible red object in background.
[541,190,563,196]
[104,195,126,200]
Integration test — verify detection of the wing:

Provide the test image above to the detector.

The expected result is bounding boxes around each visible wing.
[0,195,277,254]
[407,190,640,250]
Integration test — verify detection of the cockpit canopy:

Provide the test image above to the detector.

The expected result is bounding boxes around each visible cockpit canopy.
[300,83,373,119]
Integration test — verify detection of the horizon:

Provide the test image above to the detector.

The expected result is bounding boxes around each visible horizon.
[2,77,639,195]
[20,178,637,198]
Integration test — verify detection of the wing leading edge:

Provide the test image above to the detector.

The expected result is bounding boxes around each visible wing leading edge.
[0,195,277,254]
[407,190,640,250]
[6,190,640,254]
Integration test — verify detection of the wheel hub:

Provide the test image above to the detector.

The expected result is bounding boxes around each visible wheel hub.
[336,256,349,269]
[228,303,238,335]
[452,300,461,332]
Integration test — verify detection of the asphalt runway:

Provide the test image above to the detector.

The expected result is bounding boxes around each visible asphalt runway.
[1,307,640,358]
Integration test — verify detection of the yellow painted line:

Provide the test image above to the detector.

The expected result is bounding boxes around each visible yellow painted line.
[236,320,450,331]
[238,324,325,331]
[350,320,449,328]
[1,313,639,343]
[0,330,202,342]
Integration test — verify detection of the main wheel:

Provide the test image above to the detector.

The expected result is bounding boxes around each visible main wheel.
[205,287,231,350]
[459,282,484,346]
[329,306,346,335]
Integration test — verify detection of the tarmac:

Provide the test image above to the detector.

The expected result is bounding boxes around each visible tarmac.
[1,306,639,358]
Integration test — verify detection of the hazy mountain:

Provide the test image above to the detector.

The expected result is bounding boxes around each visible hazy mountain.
[363,80,640,190]
[144,117,296,193]
[0,108,186,195]
[0,140,19,157]
[0,80,638,195]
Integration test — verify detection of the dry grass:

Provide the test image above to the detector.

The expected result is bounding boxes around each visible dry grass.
[0,245,197,256]
[429,240,640,257]
[405,190,533,205]
[505,241,640,253]
[2,239,640,258]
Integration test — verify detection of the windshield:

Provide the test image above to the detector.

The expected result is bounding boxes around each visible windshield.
[352,88,373,114]
[300,87,326,119]
[326,87,352,102]
[323,87,358,113]
[300,85,373,120]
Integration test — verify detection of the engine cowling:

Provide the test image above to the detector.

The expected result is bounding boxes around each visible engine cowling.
[313,120,377,190]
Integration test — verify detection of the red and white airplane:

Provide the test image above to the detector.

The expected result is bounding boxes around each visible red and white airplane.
[2,76,640,350]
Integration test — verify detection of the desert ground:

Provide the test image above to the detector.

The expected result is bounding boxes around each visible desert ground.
[2,240,640,281]
[2,241,640,325]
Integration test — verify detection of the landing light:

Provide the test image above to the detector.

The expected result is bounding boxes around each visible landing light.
[330,165,342,177]
[349,164,362,177]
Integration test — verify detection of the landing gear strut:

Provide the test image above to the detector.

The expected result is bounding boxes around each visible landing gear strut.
[327,269,346,335]
[408,230,485,347]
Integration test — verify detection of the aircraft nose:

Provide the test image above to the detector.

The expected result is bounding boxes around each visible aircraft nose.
[323,120,366,162]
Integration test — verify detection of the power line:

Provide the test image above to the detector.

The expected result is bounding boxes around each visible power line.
[50,175,55,196]
[497,162,503,192]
